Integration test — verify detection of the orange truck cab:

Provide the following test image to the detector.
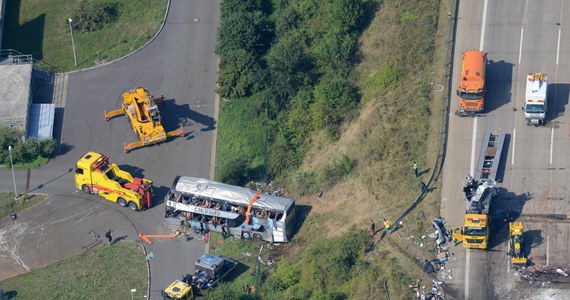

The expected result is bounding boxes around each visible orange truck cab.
[456,51,487,115]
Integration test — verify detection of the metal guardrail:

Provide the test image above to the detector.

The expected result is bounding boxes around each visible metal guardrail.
[0,49,57,73]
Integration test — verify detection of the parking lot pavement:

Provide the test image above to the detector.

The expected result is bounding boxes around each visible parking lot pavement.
[0,193,139,281]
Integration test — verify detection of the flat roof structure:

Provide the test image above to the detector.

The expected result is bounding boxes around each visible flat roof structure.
[0,64,32,129]
[28,103,55,139]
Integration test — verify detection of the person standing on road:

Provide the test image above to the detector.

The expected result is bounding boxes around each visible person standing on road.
[413,162,419,177]
[105,230,113,245]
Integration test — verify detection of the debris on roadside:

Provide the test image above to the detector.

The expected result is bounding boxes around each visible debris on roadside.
[409,278,446,300]
[518,264,570,283]
[245,181,284,196]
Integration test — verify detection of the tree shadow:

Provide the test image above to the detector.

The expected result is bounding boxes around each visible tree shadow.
[3,0,45,60]
[160,100,216,133]
[488,188,531,249]
[289,205,312,240]
[3,290,18,299]
[485,60,514,113]
[547,83,570,123]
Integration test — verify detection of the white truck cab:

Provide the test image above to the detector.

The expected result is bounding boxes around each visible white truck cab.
[524,73,548,126]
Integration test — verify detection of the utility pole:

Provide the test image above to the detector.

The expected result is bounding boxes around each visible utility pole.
[8,146,18,199]
[68,18,77,67]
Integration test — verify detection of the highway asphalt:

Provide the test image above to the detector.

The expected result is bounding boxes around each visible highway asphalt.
[441,0,570,299]
[0,0,220,299]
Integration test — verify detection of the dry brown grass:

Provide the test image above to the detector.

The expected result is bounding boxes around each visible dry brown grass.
[282,0,456,297]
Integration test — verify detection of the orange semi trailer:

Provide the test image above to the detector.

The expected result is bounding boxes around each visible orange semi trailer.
[456,51,487,116]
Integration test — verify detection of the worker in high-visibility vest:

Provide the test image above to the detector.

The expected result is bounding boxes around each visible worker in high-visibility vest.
[384,218,392,234]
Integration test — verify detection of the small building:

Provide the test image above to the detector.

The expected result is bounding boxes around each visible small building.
[0,59,55,139]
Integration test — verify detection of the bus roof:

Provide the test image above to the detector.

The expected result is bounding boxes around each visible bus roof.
[173,176,294,212]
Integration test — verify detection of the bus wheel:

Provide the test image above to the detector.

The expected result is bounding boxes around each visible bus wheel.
[242,231,251,239]
[253,233,262,241]
[118,197,127,207]
[128,201,139,211]
[82,184,91,194]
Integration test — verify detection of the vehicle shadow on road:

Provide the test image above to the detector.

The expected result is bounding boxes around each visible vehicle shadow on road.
[117,164,147,179]
[488,189,531,249]
[160,100,216,133]
[149,185,170,208]
[523,229,543,260]
[547,83,570,124]
[485,60,514,113]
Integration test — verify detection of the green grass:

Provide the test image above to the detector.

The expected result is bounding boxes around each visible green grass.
[214,95,267,182]
[2,0,167,72]
[0,193,46,219]
[0,242,148,299]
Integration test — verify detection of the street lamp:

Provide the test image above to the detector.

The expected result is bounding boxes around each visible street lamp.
[8,146,17,200]
[68,18,77,67]
[130,288,136,300]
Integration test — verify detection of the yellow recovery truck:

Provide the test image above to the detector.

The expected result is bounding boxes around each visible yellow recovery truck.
[509,222,527,266]
[75,152,153,210]
[104,87,184,152]
[452,133,505,249]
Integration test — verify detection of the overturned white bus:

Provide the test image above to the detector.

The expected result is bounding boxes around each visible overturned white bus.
[165,176,296,243]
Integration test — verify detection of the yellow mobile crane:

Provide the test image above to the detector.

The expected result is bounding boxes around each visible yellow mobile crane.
[105,87,184,152]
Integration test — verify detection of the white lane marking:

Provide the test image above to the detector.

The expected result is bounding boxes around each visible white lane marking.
[546,234,550,266]
[512,129,516,165]
[471,117,478,176]
[465,249,471,300]
[556,29,561,65]
[518,28,524,64]
[550,127,554,164]
[480,0,489,51]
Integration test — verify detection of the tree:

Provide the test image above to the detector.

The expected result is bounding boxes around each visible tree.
[216,11,268,57]
[311,76,359,129]
[72,0,118,33]
[217,50,264,99]
[325,0,364,33]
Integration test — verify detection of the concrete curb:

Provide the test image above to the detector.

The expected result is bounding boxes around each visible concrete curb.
[63,0,172,75]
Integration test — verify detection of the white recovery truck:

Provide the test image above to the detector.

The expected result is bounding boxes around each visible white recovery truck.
[524,73,548,126]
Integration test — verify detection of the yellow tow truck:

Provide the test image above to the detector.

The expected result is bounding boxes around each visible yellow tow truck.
[104,87,184,152]
[75,152,152,210]
[509,222,527,266]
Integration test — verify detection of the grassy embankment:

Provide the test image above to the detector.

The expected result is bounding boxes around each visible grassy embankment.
[0,242,148,299]
[213,0,451,298]
[0,193,46,219]
[2,0,167,72]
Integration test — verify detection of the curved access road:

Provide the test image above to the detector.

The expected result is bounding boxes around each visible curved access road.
[0,0,220,299]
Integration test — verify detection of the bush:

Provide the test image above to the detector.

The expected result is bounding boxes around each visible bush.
[311,76,359,129]
[216,10,268,57]
[291,170,317,195]
[0,125,56,166]
[217,50,265,99]
[72,0,119,33]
